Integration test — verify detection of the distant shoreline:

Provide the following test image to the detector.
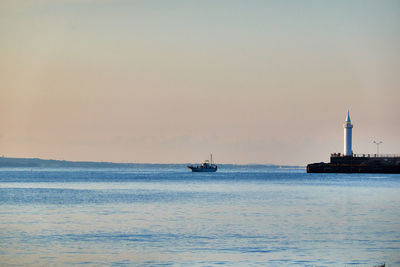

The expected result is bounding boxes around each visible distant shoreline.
[0,157,303,168]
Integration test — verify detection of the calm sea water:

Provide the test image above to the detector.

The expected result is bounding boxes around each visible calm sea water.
[0,165,399,266]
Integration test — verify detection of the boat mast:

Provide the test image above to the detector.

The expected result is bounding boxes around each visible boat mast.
[211,154,213,165]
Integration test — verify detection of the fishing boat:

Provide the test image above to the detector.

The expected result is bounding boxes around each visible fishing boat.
[187,154,218,172]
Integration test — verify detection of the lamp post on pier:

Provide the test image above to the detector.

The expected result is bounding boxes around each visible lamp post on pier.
[373,141,383,156]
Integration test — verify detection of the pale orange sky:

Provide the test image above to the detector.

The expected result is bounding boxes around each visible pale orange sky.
[1,1,399,165]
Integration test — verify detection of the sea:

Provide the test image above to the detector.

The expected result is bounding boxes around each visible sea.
[0,165,399,266]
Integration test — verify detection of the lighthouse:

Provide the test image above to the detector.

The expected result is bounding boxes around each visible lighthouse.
[307,110,400,173]
[343,110,353,156]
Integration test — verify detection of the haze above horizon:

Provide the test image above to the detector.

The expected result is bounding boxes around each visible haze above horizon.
[1,0,399,165]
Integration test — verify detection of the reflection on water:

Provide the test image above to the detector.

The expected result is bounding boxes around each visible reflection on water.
[0,167,399,266]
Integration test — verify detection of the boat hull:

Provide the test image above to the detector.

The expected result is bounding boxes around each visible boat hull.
[188,166,217,172]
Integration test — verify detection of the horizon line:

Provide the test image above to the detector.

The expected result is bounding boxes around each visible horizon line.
[0,156,304,167]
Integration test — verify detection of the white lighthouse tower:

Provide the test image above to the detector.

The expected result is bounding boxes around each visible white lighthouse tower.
[343,110,353,156]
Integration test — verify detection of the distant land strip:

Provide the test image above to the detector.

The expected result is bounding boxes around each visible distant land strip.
[0,157,303,169]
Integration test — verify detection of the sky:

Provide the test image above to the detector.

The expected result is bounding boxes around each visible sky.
[1,0,399,165]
